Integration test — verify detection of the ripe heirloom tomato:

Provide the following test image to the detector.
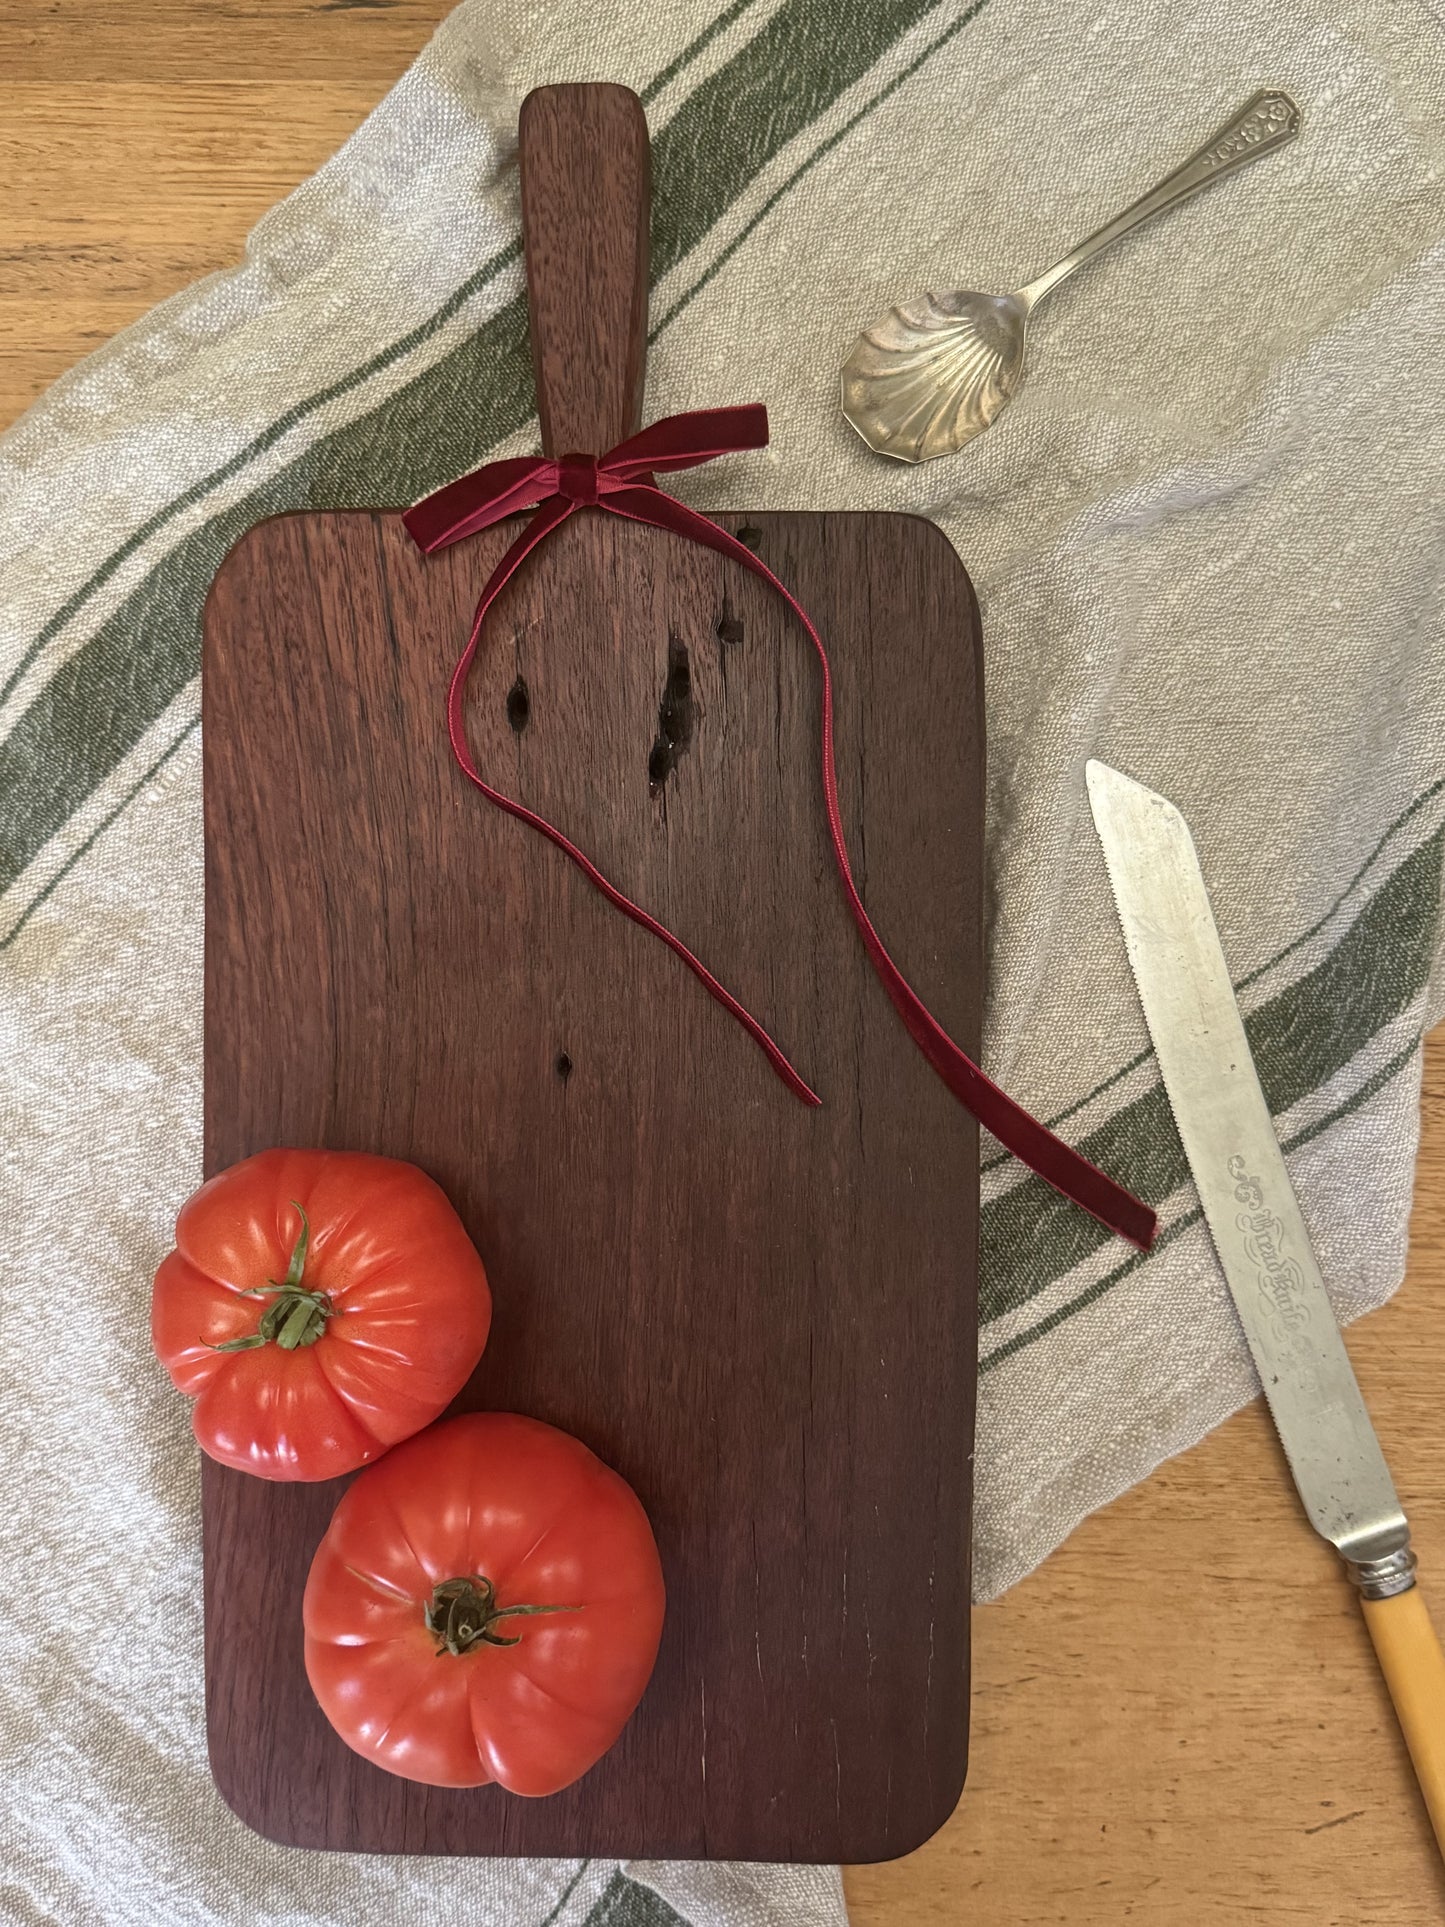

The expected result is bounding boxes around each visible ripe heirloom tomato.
[303,1412,666,1794]
[151,1149,491,1481]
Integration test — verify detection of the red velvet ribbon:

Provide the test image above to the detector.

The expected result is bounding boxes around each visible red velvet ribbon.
[403,405,1156,1250]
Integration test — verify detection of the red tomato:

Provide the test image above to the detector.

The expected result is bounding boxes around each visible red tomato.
[303,1412,666,1793]
[151,1149,491,1481]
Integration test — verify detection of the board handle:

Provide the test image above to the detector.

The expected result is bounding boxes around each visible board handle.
[1361,1579,1445,1856]
[519,83,651,455]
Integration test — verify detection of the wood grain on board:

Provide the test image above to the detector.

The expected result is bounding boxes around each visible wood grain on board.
[519,85,650,454]
[202,493,982,1858]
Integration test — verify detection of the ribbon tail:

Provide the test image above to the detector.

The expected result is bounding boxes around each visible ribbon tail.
[847,910,1158,1249]
[443,493,821,1110]
[606,485,1158,1252]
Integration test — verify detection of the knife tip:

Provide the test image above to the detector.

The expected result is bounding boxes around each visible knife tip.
[1086,758,1157,810]
[1084,757,1132,805]
[1086,760,1204,878]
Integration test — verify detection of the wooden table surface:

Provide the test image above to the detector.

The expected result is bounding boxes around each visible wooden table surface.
[5,6,1443,1919]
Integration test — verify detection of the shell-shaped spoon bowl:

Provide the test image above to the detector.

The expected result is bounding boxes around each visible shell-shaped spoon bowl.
[840,290,1028,464]
[840,93,1302,464]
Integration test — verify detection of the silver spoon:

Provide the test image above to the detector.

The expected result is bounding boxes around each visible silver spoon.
[840,90,1301,464]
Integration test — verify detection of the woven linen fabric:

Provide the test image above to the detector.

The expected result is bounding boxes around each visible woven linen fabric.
[3,1,1444,1921]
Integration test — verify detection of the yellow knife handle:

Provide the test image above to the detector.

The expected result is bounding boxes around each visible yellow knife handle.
[1361,1578,1445,1851]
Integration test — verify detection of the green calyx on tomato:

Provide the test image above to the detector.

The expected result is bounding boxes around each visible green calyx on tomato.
[155,1150,492,1482]
[304,1412,661,1789]
[425,1574,579,1656]
[210,1203,336,1353]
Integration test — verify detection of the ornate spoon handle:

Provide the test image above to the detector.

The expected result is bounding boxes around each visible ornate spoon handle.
[1017,90,1301,309]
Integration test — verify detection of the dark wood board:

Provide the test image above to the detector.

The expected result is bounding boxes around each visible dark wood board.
[199,82,982,1865]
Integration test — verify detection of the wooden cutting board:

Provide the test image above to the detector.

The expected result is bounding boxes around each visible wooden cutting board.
[200,82,981,1864]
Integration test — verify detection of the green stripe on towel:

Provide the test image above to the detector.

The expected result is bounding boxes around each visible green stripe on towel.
[981,822,1444,1330]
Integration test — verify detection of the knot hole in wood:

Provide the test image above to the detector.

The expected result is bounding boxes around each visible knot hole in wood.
[648,633,693,796]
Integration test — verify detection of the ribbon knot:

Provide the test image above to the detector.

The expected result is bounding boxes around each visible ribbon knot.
[402,406,1155,1250]
[556,453,601,505]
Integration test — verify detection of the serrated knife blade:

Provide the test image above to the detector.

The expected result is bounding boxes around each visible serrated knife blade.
[1087,758,1445,1852]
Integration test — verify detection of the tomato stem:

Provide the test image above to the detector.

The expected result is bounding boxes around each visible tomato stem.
[209,1202,336,1353]
[426,1575,582,1655]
